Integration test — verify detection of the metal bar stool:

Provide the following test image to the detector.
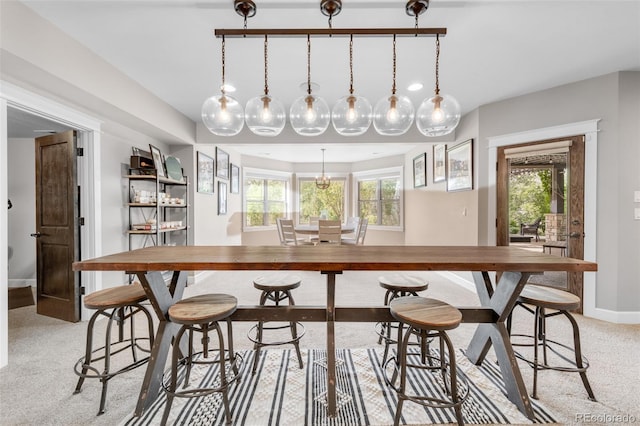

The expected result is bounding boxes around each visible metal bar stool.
[384,296,468,426]
[161,294,242,426]
[73,283,154,415]
[509,284,596,401]
[248,274,305,374]
[376,274,429,364]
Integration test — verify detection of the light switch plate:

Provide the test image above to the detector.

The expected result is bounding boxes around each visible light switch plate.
[635,191,640,203]
[635,208,640,220]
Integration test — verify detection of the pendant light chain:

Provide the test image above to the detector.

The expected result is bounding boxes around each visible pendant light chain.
[221,35,226,95]
[307,34,312,95]
[349,34,354,95]
[435,34,440,96]
[263,35,269,96]
[391,34,397,96]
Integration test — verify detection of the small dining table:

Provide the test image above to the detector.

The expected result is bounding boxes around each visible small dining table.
[73,245,596,420]
[294,223,356,235]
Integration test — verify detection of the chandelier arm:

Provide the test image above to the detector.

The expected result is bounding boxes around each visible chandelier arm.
[349,34,354,95]
[307,34,312,95]
[264,35,269,96]
[221,35,226,95]
[215,28,446,37]
[435,33,440,96]
[392,34,397,96]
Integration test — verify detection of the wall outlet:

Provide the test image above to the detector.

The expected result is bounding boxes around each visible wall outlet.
[635,191,640,203]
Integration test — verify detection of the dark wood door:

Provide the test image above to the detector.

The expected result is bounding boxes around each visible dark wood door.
[35,131,80,322]
[497,135,585,311]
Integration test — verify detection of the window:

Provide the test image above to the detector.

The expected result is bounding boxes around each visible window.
[244,168,291,228]
[297,177,346,223]
[354,167,403,228]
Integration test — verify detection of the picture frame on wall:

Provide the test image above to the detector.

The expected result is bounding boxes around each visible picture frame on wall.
[230,164,240,194]
[218,181,227,215]
[413,153,427,188]
[196,151,214,194]
[446,139,474,192]
[216,147,230,180]
[433,144,446,183]
[148,144,166,178]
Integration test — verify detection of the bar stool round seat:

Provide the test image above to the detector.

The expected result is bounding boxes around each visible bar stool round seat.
[74,283,154,415]
[385,297,467,426]
[162,294,242,426]
[510,284,595,401]
[248,274,305,374]
[376,274,429,364]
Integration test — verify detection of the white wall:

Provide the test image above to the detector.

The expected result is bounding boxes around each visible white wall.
[7,138,36,284]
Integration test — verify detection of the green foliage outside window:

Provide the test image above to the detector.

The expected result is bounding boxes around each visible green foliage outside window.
[358,177,400,226]
[245,178,286,227]
[299,180,344,222]
[509,169,552,234]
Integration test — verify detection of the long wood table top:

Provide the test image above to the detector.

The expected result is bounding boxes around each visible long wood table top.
[73,245,597,273]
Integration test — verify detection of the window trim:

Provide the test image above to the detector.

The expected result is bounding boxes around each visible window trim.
[352,166,404,231]
[242,167,292,231]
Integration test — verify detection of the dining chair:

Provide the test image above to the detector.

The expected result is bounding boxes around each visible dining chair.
[308,216,320,225]
[276,217,286,245]
[316,219,342,245]
[279,218,312,246]
[343,217,368,245]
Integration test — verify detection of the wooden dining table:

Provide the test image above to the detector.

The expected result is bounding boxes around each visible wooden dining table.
[294,223,356,235]
[73,245,596,420]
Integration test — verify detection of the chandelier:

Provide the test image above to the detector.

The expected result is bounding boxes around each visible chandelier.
[316,148,331,190]
[202,0,460,138]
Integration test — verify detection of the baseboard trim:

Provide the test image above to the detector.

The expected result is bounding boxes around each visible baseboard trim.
[8,279,36,288]
[590,307,640,324]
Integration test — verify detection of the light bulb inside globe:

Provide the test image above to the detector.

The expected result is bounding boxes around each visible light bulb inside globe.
[305,95,317,122]
[218,95,231,123]
[431,95,444,123]
[261,96,272,122]
[346,96,357,123]
[387,96,399,123]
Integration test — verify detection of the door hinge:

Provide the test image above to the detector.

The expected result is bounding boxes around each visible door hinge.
[80,286,86,295]
[79,217,85,226]
[76,147,84,156]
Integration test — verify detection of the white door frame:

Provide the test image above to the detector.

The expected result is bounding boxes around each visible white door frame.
[1,81,103,368]
[487,119,599,319]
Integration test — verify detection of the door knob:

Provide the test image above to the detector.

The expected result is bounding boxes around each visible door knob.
[30,232,42,238]
[568,232,583,238]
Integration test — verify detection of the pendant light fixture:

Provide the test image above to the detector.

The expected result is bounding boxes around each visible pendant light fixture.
[315,148,331,190]
[416,33,461,137]
[373,35,415,136]
[332,34,372,136]
[201,35,244,136]
[290,35,331,137]
[245,35,286,136]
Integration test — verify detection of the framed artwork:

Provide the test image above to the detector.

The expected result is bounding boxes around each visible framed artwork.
[216,147,230,179]
[413,153,427,188]
[446,139,474,192]
[148,144,166,178]
[230,164,240,194]
[433,144,446,183]
[196,151,214,194]
[218,181,227,215]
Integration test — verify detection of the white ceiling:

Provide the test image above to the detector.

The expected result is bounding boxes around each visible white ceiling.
[12,0,640,162]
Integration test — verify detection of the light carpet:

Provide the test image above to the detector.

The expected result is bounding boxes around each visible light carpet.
[121,348,556,426]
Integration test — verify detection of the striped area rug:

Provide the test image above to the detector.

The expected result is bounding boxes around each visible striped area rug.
[121,348,556,425]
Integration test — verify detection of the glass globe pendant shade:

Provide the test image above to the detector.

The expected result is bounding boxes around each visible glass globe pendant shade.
[332,94,372,136]
[415,93,461,137]
[373,94,415,136]
[245,95,286,137]
[201,93,244,136]
[289,94,331,136]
